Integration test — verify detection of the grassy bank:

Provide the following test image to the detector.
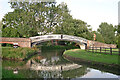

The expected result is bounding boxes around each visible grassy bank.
[1,47,37,60]
[2,68,25,78]
[63,49,119,65]
[2,68,39,78]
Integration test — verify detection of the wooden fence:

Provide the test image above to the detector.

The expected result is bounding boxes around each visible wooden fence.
[87,47,120,55]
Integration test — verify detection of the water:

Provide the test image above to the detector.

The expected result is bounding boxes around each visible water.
[2,48,119,78]
[81,68,118,78]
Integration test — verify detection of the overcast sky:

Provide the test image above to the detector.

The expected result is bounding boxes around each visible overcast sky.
[0,0,119,31]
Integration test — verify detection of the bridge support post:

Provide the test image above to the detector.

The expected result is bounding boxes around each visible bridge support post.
[55,40,58,45]
[51,40,53,45]
[87,41,89,49]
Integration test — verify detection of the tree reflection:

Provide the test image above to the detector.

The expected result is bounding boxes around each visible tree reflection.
[61,66,89,78]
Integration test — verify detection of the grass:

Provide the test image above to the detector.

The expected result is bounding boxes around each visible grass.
[88,48,119,55]
[2,60,26,68]
[2,68,25,78]
[1,47,37,59]
[2,68,38,78]
[63,49,119,65]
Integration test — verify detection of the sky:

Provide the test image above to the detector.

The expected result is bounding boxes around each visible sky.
[0,0,119,31]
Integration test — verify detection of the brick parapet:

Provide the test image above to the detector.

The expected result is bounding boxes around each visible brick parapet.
[88,40,116,48]
[0,37,31,48]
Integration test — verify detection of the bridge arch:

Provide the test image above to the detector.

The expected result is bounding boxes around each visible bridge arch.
[30,34,88,49]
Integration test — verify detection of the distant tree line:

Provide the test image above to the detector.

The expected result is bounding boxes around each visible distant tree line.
[1,1,119,47]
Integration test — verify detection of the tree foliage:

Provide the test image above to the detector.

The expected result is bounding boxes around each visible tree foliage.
[2,1,117,46]
[97,22,116,44]
[53,2,93,40]
[2,1,93,40]
[117,25,120,48]
[0,21,2,36]
[1,1,117,45]
[2,1,57,37]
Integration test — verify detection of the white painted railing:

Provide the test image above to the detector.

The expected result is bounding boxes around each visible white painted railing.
[30,34,87,44]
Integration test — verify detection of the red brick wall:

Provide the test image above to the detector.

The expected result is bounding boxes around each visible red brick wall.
[88,40,116,48]
[0,37,31,48]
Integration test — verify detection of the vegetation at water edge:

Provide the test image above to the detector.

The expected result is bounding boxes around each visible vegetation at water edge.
[63,49,119,65]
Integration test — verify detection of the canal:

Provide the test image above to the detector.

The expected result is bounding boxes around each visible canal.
[2,47,119,78]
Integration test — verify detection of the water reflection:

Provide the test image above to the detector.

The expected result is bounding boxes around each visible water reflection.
[39,56,60,65]
[51,56,59,63]
[35,49,72,65]
[81,68,118,78]
[2,48,119,78]
[32,66,89,78]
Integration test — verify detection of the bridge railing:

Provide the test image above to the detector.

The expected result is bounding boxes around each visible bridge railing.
[30,34,88,44]
[30,34,61,42]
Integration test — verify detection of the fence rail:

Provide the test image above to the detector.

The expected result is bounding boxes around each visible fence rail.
[87,47,120,55]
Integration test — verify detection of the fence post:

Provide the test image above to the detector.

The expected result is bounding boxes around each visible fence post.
[100,47,101,53]
[96,47,97,52]
[87,46,89,51]
[85,44,87,51]
[110,47,112,55]
[105,48,106,54]
[92,47,94,53]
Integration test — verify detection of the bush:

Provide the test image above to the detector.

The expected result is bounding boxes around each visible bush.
[2,47,37,59]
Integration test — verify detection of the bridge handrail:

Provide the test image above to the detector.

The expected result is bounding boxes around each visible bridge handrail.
[30,34,88,43]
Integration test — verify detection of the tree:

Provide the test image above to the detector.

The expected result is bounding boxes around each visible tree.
[0,21,2,36]
[97,22,116,44]
[2,1,93,41]
[53,2,73,35]
[2,1,57,37]
[53,2,93,40]
[72,19,93,40]
[2,27,20,37]
[117,25,120,48]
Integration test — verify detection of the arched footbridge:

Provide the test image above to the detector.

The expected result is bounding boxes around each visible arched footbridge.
[0,34,116,49]
[30,34,88,49]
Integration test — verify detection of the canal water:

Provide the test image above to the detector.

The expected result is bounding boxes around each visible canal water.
[2,48,119,78]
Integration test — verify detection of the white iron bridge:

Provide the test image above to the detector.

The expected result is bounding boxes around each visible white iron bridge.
[30,34,88,49]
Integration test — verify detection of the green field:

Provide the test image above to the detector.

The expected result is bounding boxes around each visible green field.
[63,49,119,65]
